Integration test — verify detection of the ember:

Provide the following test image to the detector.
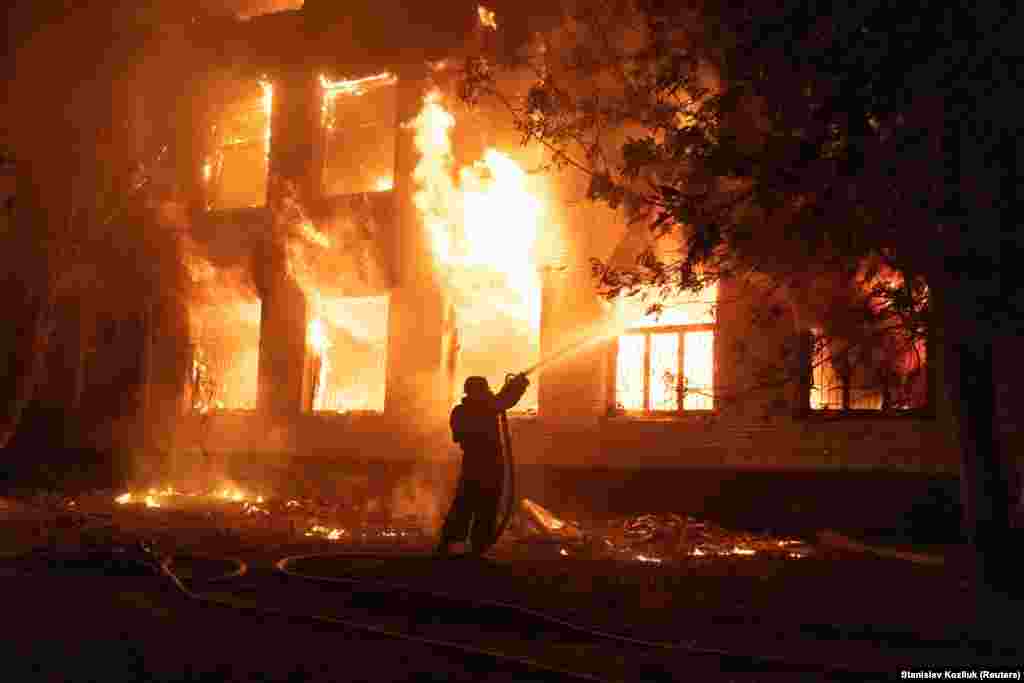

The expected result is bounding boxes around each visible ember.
[511,500,813,564]
[477,5,498,30]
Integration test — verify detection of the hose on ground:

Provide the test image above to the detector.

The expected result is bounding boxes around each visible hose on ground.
[156,554,606,682]
[275,550,866,679]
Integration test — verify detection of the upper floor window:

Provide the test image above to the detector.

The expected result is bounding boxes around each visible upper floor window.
[610,284,717,414]
[321,73,397,196]
[204,80,272,210]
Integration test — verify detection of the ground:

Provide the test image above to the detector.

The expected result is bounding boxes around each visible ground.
[2,489,1020,681]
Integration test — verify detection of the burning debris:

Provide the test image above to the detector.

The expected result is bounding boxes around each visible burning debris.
[108,486,429,545]
[511,500,813,564]
[25,486,815,567]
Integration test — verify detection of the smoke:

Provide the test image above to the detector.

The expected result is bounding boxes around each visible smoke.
[390,462,455,534]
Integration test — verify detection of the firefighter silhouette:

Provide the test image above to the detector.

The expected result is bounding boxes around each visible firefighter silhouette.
[437,374,529,556]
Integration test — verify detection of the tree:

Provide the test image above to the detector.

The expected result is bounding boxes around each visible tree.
[463,0,1020,596]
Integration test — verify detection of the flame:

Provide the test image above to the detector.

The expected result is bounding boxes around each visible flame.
[731,546,756,556]
[413,94,543,297]
[307,316,329,355]
[305,524,346,540]
[411,90,458,265]
[374,176,394,191]
[298,220,331,247]
[259,79,274,162]
[113,486,262,508]
[306,317,332,410]
[477,4,497,29]
[690,548,707,557]
[410,89,544,395]
[321,72,397,131]
[634,553,663,564]
[320,72,396,98]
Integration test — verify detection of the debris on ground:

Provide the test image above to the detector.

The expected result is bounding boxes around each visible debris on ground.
[509,499,814,563]
[4,489,811,564]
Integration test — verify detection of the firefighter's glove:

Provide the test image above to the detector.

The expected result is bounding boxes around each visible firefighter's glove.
[510,373,530,392]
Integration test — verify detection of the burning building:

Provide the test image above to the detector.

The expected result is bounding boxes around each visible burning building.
[154,1,962,480]
[20,0,1000,532]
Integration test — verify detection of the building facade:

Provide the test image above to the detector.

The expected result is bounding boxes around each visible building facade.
[164,2,966,479]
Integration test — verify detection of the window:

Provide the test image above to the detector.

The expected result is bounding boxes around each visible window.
[610,285,717,414]
[303,295,390,414]
[808,263,930,413]
[321,73,397,196]
[204,80,272,210]
[809,329,928,412]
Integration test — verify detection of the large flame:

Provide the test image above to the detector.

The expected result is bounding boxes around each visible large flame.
[410,90,544,398]
[411,91,459,265]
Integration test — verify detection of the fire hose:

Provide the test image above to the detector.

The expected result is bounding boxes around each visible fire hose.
[477,334,615,554]
[479,373,521,555]
[3,501,869,679]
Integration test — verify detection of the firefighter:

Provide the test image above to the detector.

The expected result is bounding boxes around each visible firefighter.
[436,373,530,557]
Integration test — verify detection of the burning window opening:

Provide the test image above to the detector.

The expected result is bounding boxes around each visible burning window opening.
[613,285,717,413]
[810,261,929,412]
[304,295,389,414]
[411,90,543,412]
[809,329,927,412]
[203,80,272,210]
[321,73,397,197]
[189,298,261,414]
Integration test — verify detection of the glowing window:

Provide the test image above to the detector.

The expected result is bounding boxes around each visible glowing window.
[616,334,646,411]
[321,74,397,196]
[204,81,272,210]
[612,284,716,414]
[190,298,261,413]
[809,329,928,412]
[616,283,717,328]
[683,330,714,410]
[613,327,714,413]
[305,295,390,414]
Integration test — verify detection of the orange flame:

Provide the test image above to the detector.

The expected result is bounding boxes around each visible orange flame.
[259,79,274,162]
[321,72,397,131]
[411,90,543,326]
[306,317,331,410]
[477,4,497,29]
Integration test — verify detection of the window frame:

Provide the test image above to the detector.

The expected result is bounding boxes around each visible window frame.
[804,329,934,418]
[607,322,716,416]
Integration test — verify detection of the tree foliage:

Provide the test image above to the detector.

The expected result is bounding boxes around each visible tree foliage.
[462,0,1020,593]
[462,0,1014,392]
